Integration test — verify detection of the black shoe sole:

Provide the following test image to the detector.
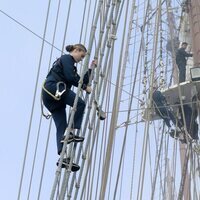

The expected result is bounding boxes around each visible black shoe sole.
[73,138,84,142]
[56,160,80,172]
[61,136,84,144]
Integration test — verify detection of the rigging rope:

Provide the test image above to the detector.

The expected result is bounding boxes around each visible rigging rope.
[99,0,132,197]
[130,2,144,197]
[67,0,94,198]
[27,115,43,199]
[40,0,63,118]
[137,0,162,198]
[60,0,72,53]
[150,6,171,197]
[0,9,63,53]
[59,0,90,198]
[112,0,138,197]
[70,1,121,199]
[87,42,115,200]
[79,0,88,43]
[51,0,104,199]
[17,1,52,199]
[177,146,191,199]
[38,1,70,198]
[69,0,114,198]
[100,49,114,200]
[151,124,165,199]
[29,0,74,198]
[77,12,119,200]
[7,0,199,198]
[163,137,171,199]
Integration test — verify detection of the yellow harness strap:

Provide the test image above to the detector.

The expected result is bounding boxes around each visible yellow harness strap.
[42,81,61,101]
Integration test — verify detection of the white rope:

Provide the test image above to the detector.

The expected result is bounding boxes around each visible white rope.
[111,0,138,197]
[11,0,200,198]
[177,146,191,199]
[70,1,120,198]
[163,134,170,199]
[136,0,162,198]
[60,0,73,53]
[130,6,144,197]
[0,9,63,53]
[27,115,43,199]
[67,0,93,198]
[99,1,132,198]
[51,0,104,199]
[59,0,91,198]
[75,5,119,195]
[95,65,113,199]
[17,1,52,199]
[36,1,63,198]
[151,124,165,199]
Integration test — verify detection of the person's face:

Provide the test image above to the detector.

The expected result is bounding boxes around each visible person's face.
[182,44,188,49]
[73,49,86,63]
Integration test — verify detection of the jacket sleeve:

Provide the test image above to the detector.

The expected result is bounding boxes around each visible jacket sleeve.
[61,55,92,89]
[80,69,92,90]
[180,48,193,57]
[83,69,92,85]
[61,55,80,87]
[157,91,167,104]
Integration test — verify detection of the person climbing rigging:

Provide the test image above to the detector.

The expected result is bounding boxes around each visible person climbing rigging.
[42,44,96,171]
[152,88,180,137]
[176,42,193,83]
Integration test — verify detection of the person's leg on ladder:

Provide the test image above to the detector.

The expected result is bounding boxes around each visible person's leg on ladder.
[64,89,86,130]
[52,107,67,155]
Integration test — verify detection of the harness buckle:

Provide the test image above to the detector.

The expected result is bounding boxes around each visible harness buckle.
[55,82,66,99]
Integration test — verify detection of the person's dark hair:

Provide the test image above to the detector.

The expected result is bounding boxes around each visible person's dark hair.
[182,42,188,46]
[65,44,87,53]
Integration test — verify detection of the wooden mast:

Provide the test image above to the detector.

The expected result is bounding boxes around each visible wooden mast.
[188,0,200,66]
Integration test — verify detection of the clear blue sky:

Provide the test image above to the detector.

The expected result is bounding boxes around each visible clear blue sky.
[0,1,183,199]
[0,0,89,199]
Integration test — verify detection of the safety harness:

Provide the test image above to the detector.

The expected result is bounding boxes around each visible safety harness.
[41,59,67,118]
[42,81,66,101]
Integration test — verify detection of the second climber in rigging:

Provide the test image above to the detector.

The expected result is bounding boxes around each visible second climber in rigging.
[176,42,193,83]
[152,86,183,139]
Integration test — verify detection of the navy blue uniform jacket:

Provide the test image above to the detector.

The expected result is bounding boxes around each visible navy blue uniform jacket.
[176,47,192,66]
[152,90,167,107]
[43,54,91,112]
[45,54,91,94]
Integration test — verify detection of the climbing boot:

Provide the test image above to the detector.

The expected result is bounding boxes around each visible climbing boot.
[61,133,84,144]
[56,158,80,172]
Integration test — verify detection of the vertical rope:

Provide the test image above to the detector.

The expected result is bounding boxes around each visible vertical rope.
[177,146,191,199]
[37,119,53,199]
[151,124,165,199]
[36,1,63,198]
[70,0,120,198]
[17,1,52,199]
[129,7,140,200]
[68,0,96,197]
[52,0,104,199]
[27,115,43,200]
[136,0,161,198]
[111,0,138,197]
[61,0,72,52]
[99,0,130,197]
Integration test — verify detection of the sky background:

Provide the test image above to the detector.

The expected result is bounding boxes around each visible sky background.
[0,0,88,199]
[0,0,186,199]
[0,0,126,199]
